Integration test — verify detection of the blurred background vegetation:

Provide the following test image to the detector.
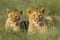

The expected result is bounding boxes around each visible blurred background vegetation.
[0,0,60,40]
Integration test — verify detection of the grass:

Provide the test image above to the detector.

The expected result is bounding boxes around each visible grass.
[0,0,60,40]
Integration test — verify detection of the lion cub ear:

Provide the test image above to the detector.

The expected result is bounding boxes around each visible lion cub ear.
[40,8,46,13]
[19,9,24,15]
[6,8,12,14]
[27,8,33,15]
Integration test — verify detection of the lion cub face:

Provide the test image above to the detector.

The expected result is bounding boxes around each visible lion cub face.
[6,8,23,22]
[27,8,45,26]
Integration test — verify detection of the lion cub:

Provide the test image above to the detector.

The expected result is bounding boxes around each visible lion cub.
[5,8,24,32]
[27,8,47,34]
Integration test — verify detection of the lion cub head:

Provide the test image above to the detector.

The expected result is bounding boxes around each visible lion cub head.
[27,8,46,26]
[6,8,24,22]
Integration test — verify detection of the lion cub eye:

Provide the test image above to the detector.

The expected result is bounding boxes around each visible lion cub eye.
[16,16,18,18]
[10,15,13,17]
[33,15,35,16]
[39,15,42,17]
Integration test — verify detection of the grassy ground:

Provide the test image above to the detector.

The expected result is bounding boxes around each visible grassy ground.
[0,0,60,40]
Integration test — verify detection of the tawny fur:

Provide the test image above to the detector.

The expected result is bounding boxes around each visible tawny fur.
[45,16,52,23]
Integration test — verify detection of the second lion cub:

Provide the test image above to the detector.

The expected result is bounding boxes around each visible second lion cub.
[27,8,47,34]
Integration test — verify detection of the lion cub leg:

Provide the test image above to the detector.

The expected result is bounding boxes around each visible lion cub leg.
[13,23,20,32]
